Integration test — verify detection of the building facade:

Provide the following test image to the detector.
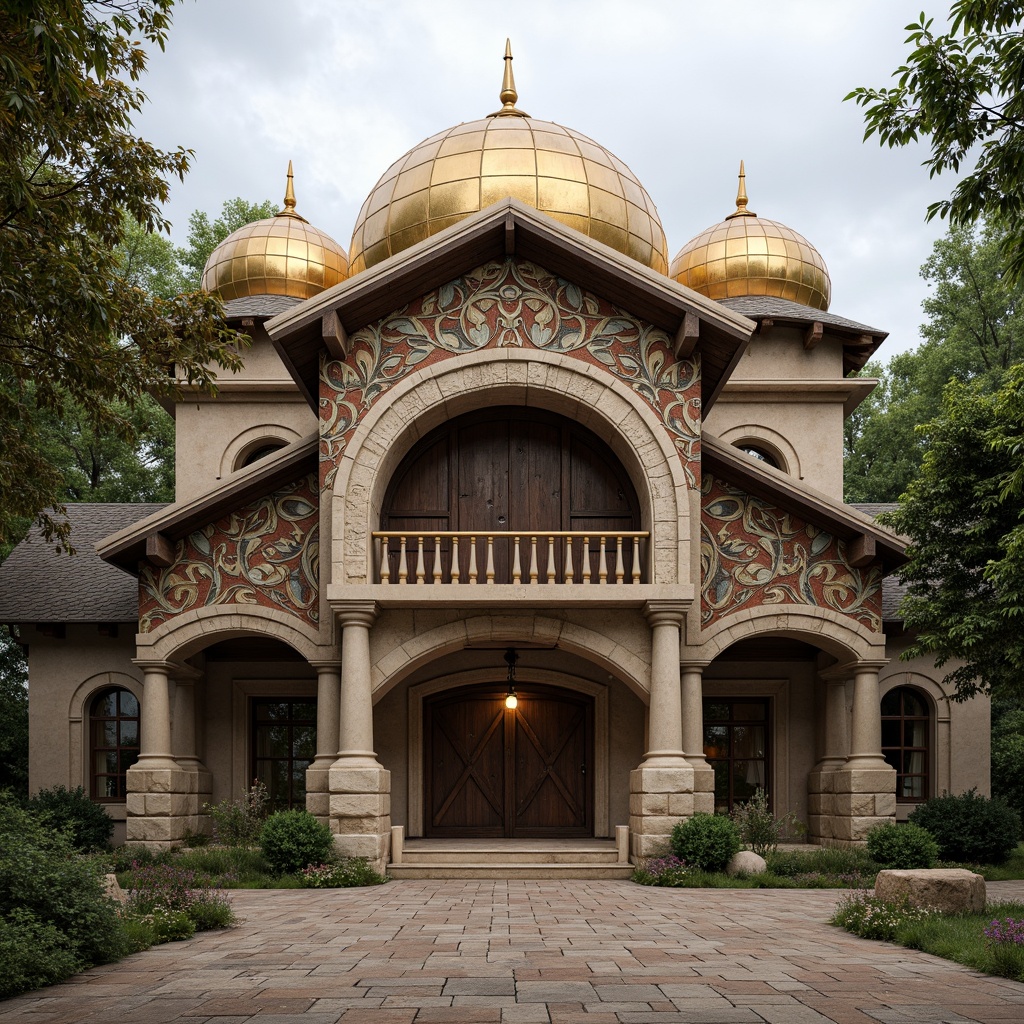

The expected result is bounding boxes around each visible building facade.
[0,56,989,874]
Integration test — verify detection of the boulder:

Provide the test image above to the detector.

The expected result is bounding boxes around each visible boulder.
[103,873,128,904]
[726,850,767,876]
[875,868,985,914]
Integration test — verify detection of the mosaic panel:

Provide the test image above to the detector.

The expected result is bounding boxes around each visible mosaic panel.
[701,474,882,631]
[139,474,319,632]
[319,258,701,489]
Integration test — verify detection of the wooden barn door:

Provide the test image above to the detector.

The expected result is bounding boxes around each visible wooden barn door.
[425,685,593,837]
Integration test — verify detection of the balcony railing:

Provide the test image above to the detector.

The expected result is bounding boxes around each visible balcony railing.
[373,531,649,585]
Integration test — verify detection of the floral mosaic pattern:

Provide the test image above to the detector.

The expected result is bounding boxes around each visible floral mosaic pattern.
[139,474,319,632]
[319,258,701,488]
[700,475,882,631]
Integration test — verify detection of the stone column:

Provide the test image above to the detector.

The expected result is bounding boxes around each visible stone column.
[170,666,213,837]
[306,661,341,823]
[126,660,194,849]
[629,601,694,861]
[681,663,715,814]
[831,661,896,844]
[329,601,390,873]
[807,672,849,843]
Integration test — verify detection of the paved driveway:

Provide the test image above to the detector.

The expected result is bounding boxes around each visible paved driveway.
[4,881,1024,1024]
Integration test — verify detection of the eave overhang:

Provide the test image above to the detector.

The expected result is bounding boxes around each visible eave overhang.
[96,432,319,574]
[265,198,755,413]
[701,432,907,572]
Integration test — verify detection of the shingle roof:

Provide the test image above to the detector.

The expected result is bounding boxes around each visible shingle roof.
[223,294,302,319]
[0,504,164,622]
[851,502,905,622]
[717,295,885,336]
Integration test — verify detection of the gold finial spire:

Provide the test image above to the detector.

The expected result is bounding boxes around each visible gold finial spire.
[277,160,308,221]
[488,39,529,118]
[725,160,756,219]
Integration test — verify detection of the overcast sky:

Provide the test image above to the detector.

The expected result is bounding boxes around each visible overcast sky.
[135,0,958,361]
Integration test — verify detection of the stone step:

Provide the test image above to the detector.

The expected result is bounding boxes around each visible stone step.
[387,862,634,880]
[399,848,623,866]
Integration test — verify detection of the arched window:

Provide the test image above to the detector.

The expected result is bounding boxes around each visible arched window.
[90,688,140,800]
[736,443,782,470]
[881,687,930,801]
[238,441,286,469]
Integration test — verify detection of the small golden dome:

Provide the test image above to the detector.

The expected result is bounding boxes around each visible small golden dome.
[349,41,668,275]
[670,162,831,311]
[202,163,348,301]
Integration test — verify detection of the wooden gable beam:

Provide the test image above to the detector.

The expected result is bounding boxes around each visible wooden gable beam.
[322,309,348,361]
[847,533,877,568]
[803,321,824,350]
[145,533,176,568]
[505,211,516,255]
[673,311,699,359]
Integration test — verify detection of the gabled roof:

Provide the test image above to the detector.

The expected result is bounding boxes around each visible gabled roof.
[702,434,907,572]
[97,433,318,573]
[0,504,166,622]
[717,295,887,375]
[265,198,755,411]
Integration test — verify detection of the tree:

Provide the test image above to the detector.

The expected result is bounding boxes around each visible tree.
[177,198,277,290]
[847,1,1024,281]
[845,222,1024,500]
[0,0,247,549]
[881,362,1024,700]
[0,626,28,797]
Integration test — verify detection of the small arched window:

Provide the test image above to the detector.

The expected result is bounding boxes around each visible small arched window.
[881,687,930,801]
[90,688,140,800]
[737,444,781,470]
[239,441,286,469]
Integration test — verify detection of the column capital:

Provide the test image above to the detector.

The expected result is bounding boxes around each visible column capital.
[680,660,711,672]
[131,659,177,674]
[330,599,379,629]
[643,599,688,628]
[308,659,343,672]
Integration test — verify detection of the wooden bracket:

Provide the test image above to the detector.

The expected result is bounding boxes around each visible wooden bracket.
[803,321,824,350]
[758,317,774,337]
[145,533,176,568]
[504,211,516,255]
[322,309,349,361]
[847,533,876,568]
[674,311,699,359]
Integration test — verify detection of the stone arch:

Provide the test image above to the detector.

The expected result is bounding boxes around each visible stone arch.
[693,604,886,665]
[368,612,650,703]
[330,349,691,587]
[718,423,802,479]
[68,671,143,800]
[219,423,303,479]
[135,605,326,665]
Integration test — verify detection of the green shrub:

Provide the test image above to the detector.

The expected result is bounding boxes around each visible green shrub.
[144,907,196,942]
[299,857,388,888]
[909,790,1022,864]
[766,845,878,879]
[631,854,689,886]
[260,810,334,874]
[121,861,233,930]
[669,813,741,872]
[867,821,939,869]
[730,787,802,856]
[204,780,269,848]
[0,910,82,998]
[831,891,934,941]
[27,785,113,852]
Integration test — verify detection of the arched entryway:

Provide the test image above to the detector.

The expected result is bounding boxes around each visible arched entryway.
[424,683,594,838]
[382,407,641,583]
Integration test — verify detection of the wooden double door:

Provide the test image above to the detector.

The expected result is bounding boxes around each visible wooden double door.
[425,684,593,837]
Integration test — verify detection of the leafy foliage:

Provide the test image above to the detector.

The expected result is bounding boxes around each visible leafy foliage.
[204,780,269,848]
[832,891,934,942]
[259,810,334,875]
[881,363,1024,698]
[299,858,388,888]
[27,785,114,851]
[669,813,741,872]
[992,704,1024,815]
[0,626,28,797]
[847,1,1024,282]
[730,786,802,857]
[177,198,277,289]
[0,0,249,548]
[867,821,940,868]
[909,789,1022,863]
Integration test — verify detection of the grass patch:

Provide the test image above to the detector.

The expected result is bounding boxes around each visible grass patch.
[833,897,1024,981]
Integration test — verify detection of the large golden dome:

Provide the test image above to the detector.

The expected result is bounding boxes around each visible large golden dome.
[349,43,668,276]
[202,164,348,301]
[670,163,831,311]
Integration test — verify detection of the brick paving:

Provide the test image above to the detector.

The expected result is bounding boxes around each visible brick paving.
[3,881,1024,1024]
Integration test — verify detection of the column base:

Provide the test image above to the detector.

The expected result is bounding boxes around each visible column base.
[329,765,391,874]
[628,764,694,861]
[818,763,897,844]
[125,764,208,848]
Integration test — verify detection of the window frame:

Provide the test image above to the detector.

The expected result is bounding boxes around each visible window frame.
[89,687,140,802]
[702,696,772,813]
[250,697,318,812]
[881,685,931,803]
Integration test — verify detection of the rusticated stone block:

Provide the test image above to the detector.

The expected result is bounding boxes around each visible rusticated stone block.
[692,791,714,814]
[832,767,897,794]
[630,766,694,795]
[331,793,390,819]
[630,832,671,859]
[305,792,329,819]
[876,869,985,914]
[666,793,695,817]
[875,792,897,816]
[329,766,392,794]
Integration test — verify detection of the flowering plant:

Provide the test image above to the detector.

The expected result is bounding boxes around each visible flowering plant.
[631,854,689,886]
[831,891,933,941]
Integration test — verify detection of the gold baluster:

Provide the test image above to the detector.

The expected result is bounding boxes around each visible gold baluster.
[582,536,591,584]
[546,536,556,583]
[615,535,625,584]
[416,536,426,584]
[564,536,574,583]
[486,536,495,584]
[513,535,522,584]
[468,535,478,584]
[451,535,460,584]
[398,536,408,584]
[432,536,442,584]
[529,536,539,584]
[598,536,608,584]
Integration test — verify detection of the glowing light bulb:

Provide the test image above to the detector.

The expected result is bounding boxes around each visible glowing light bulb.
[505,693,518,710]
